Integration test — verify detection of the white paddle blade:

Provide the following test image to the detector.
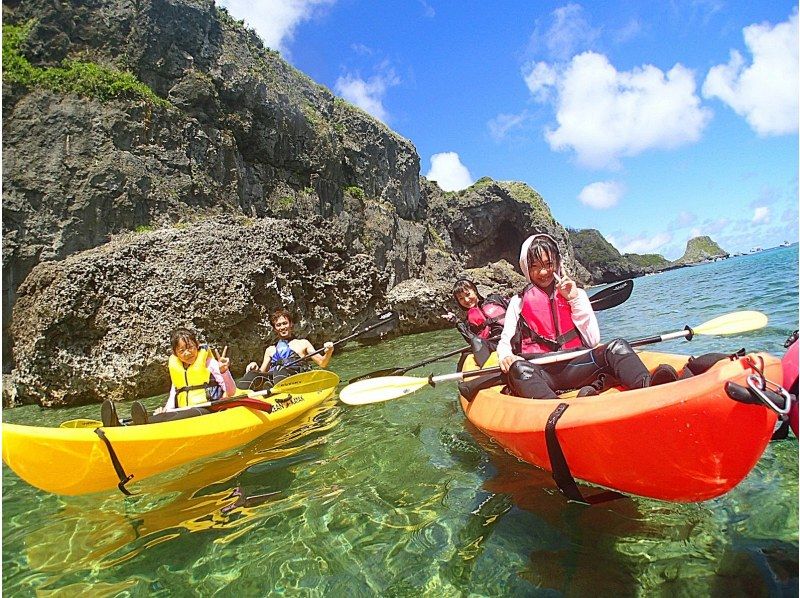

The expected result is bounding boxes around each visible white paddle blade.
[694,311,768,336]
[339,376,429,405]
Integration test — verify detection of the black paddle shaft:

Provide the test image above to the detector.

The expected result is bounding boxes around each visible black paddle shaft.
[282,312,398,369]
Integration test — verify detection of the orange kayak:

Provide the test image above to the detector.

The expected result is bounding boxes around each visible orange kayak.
[459,351,782,502]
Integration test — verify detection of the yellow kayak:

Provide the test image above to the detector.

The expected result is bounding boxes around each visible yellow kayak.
[2,371,339,496]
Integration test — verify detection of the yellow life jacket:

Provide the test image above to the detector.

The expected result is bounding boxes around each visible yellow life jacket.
[168,347,216,407]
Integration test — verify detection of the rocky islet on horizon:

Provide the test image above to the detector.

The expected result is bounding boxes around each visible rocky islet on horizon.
[1,0,726,407]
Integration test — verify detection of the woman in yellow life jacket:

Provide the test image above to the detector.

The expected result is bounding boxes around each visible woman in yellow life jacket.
[165,328,236,408]
[101,328,237,426]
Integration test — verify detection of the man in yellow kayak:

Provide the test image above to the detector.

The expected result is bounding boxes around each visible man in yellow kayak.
[237,307,334,391]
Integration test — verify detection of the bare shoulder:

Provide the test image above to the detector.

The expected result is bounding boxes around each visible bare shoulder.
[290,338,313,355]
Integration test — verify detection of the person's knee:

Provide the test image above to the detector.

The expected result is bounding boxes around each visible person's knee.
[605,338,635,357]
[509,360,543,382]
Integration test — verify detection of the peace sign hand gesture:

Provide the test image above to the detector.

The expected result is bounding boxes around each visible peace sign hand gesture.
[212,346,230,374]
[554,271,578,301]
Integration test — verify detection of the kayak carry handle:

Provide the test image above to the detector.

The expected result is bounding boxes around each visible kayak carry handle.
[725,380,793,418]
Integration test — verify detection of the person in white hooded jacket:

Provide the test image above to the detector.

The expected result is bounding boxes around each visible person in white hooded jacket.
[468,233,676,400]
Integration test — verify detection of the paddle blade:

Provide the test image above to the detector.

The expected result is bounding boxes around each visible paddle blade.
[693,311,768,336]
[339,376,429,405]
[348,368,401,384]
[353,311,398,340]
[272,370,340,394]
[589,279,633,311]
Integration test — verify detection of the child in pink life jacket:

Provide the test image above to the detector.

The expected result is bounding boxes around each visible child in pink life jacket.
[493,233,677,399]
[451,279,509,352]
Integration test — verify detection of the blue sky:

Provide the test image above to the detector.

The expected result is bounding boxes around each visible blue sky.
[218,1,798,259]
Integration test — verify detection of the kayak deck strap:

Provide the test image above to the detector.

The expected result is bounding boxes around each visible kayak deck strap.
[93,428,135,496]
[545,403,625,506]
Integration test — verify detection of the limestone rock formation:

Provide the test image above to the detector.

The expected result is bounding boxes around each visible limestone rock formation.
[2,0,598,406]
[10,217,388,407]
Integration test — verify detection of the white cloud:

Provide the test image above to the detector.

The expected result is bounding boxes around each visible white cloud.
[425,152,473,191]
[218,0,335,55]
[334,66,400,124]
[616,232,673,254]
[488,111,529,141]
[752,206,770,223]
[524,62,558,101]
[418,0,435,18]
[672,211,697,228]
[613,18,642,44]
[703,11,798,136]
[527,52,712,169]
[577,180,625,209]
[608,231,674,254]
[530,3,600,62]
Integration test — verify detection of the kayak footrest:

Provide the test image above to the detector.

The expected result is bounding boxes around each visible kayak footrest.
[545,403,625,505]
[94,428,135,496]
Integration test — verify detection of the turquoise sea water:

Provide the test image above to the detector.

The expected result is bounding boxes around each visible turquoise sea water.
[3,245,798,596]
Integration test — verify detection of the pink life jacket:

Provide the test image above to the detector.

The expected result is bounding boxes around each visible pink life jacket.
[516,284,584,354]
[466,297,507,339]
[782,337,798,437]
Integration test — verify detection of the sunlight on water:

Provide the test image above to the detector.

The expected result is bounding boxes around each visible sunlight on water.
[3,246,798,595]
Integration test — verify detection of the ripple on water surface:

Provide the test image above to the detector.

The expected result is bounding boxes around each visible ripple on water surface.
[2,246,798,595]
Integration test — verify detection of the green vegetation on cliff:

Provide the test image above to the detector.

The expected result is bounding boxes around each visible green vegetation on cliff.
[568,228,671,282]
[623,253,670,268]
[2,21,169,107]
[676,236,728,264]
[569,228,624,264]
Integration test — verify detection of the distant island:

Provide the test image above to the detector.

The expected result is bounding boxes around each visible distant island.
[569,230,728,284]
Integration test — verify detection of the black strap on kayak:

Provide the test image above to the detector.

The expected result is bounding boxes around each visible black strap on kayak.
[545,403,625,505]
[94,428,135,496]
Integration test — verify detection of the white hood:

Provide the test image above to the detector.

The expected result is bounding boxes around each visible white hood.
[518,233,562,283]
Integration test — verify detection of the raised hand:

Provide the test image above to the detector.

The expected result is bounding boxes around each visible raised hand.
[213,346,230,374]
[554,271,578,301]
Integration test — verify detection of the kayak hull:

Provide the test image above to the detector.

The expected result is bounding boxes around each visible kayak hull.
[459,351,781,502]
[2,386,336,496]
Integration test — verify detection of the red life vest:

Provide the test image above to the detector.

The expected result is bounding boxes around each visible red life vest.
[516,284,584,354]
[466,296,507,339]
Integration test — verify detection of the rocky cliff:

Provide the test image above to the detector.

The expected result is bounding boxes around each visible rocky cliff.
[569,228,672,282]
[570,229,726,280]
[2,0,590,406]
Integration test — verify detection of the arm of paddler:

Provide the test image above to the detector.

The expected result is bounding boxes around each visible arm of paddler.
[207,353,237,398]
[497,295,523,372]
[568,288,600,347]
[258,345,275,373]
[304,339,334,369]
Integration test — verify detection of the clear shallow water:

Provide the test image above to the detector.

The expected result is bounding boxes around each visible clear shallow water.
[3,246,798,596]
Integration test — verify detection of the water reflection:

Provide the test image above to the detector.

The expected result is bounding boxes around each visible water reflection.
[12,402,340,593]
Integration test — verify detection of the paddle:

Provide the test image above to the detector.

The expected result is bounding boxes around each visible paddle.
[60,370,342,427]
[588,279,633,311]
[346,281,633,384]
[209,370,340,413]
[279,311,398,371]
[348,345,470,383]
[339,310,768,405]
